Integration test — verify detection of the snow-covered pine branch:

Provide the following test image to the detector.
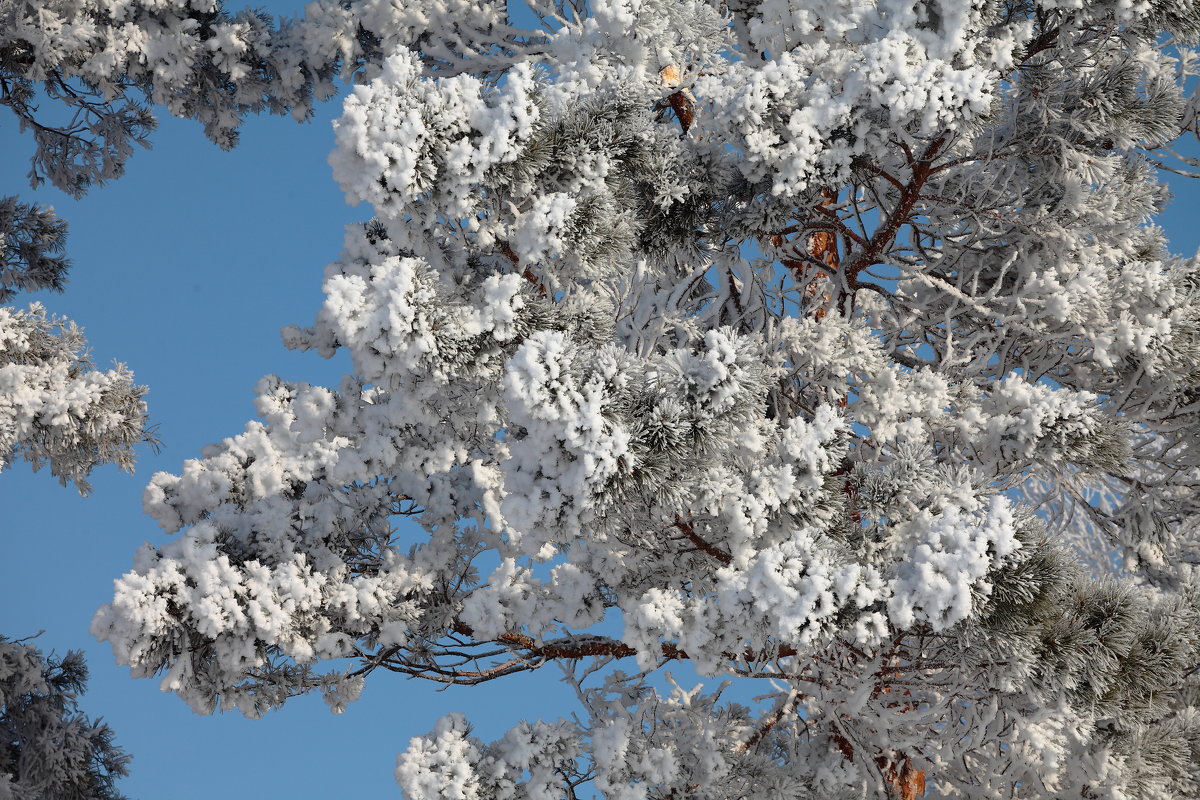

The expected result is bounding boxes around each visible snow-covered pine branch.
[1,0,546,291]
[0,635,132,799]
[1,0,545,197]
[0,197,70,302]
[0,303,152,494]
[93,1,1200,797]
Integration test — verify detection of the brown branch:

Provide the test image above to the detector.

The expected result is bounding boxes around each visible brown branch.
[860,161,908,192]
[367,627,928,790]
[387,619,808,688]
[1018,20,1060,66]
[811,203,867,247]
[837,135,947,312]
[496,240,548,296]
[672,516,732,565]
[735,697,801,753]
[775,247,839,279]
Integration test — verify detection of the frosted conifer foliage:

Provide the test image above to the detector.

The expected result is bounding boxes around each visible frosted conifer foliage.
[97,2,1200,797]
[2,0,544,290]
[0,637,131,800]
[0,304,151,494]
[2,0,541,197]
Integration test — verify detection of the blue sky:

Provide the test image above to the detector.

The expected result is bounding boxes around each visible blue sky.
[5,11,1200,799]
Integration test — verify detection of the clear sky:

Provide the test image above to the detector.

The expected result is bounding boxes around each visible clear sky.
[4,10,1200,800]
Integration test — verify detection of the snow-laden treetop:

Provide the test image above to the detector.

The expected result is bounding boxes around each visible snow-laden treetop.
[77,1,1200,797]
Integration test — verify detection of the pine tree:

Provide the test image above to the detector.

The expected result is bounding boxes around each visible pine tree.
[0,636,131,800]
[86,1,1200,797]
[0,198,69,303]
